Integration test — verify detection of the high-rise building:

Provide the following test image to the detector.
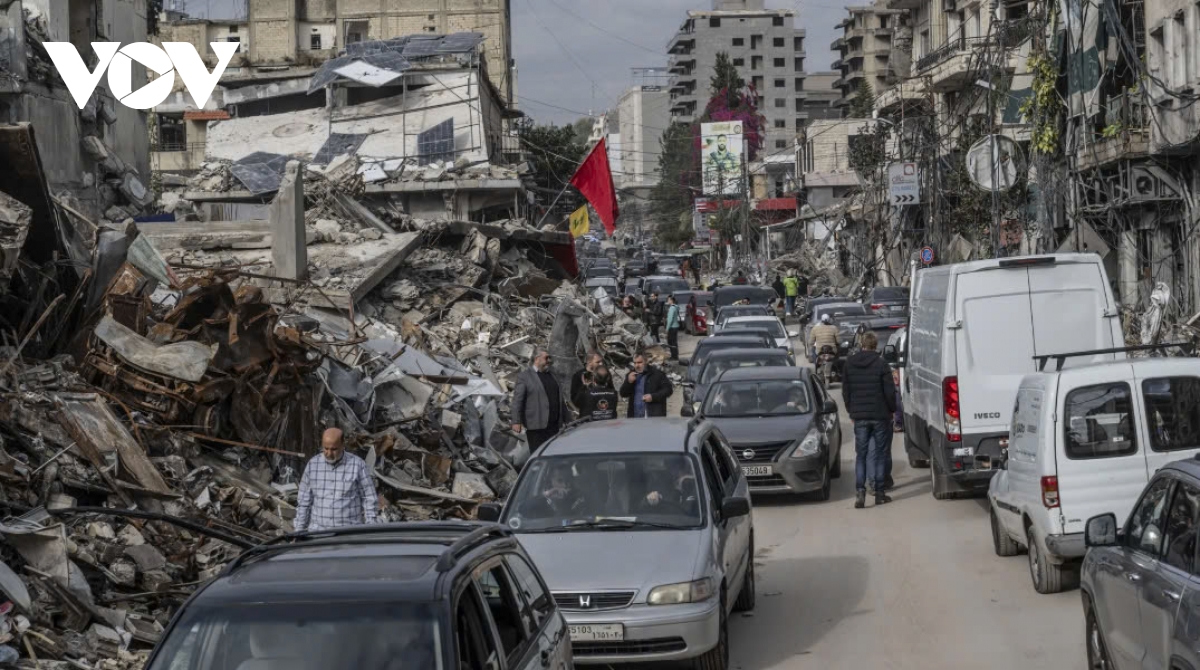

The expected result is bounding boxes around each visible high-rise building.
[667,0,809,153]
[616,85,671,188]
[831,0,911,112]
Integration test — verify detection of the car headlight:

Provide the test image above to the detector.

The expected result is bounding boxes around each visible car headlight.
[790,429,821,459]
[647,578,714,605]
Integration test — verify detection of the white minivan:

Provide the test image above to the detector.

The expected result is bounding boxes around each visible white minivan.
[989,357,1200,593]
[900,254,1125,500]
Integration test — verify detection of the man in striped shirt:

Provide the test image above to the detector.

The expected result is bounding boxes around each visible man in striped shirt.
[294,428,379,532]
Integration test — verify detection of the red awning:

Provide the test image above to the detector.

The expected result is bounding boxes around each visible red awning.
[183,110,231,121]
[754,197,797,211]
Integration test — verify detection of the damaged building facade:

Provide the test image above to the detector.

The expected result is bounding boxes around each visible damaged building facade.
[0,0,153,221]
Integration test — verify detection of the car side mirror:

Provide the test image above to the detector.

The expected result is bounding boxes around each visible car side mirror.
[477,503,502,522]
[822,399,837,414]
[1085,513,1119,547]
[883,344,901,366]
[720,497,751,519]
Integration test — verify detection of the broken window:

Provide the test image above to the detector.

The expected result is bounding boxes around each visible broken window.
[418,119,455,165]
[311,33,322,50]
[880,15,890,28]
[345,20,368,45]
[156,115,185,151]
[226,36,240,43]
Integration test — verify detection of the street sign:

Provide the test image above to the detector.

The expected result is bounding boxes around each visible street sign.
[920,246,935,265]
[888,162,920,206]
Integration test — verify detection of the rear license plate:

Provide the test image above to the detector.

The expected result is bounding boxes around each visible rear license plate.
[889,305,905,312]
[742,465,772,476]
[953,447,974,457]
[569,624,624,642]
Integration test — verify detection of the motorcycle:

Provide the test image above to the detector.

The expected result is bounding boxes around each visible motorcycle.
[817,345,838,386]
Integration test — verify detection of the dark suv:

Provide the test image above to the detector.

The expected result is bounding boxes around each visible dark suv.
[143,523,573,670]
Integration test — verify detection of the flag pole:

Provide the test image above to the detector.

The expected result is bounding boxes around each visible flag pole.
[535,184,572,229]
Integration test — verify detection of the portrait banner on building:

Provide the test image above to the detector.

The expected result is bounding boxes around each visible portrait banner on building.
[701,122,745,195]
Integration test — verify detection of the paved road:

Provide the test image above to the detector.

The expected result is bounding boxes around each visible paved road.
[669,331,1086,670]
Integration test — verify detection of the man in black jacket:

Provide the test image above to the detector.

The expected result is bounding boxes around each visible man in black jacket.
[842,332,897,508]
[619,353,673,418]
[645,292,665,343]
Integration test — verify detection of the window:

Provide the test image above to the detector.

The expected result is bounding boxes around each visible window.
[774,119,786,128]
[225,36,240,42]
[795,98,804,112]
[457,586,500,670]
[774,98,786,108]
[880,15,890,28]
[775,139,787,148]
[773,16,785,26]
[344,20,368,45]
[795,57,804,71]
[476,564,531,664]
[752,55,763,69]
[774,57,786,67]
[733,37,745,46]
[156,114,185,150]
[709,17,721,27]
[796,118,806,132]
[310,33,321,49]
[1064,383,1138,459]
[773,37,785,47]
[795,77,804,91]
[505,555,554,630]
[751,35,763,49]
[1143,377,1200,452]
[774,78,786,87]
[1163,482,1200,573]
[697,450,724,516]
[1128,477,1173,556]
[706,436,735,484]
[228,24,238,32]
[794,36,804,51]
[752,75,763,89]
[733,58,745,66]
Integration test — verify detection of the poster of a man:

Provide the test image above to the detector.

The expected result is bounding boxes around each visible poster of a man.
[701,122,745,195]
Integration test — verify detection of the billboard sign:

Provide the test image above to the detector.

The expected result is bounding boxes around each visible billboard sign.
[701,121,744,195]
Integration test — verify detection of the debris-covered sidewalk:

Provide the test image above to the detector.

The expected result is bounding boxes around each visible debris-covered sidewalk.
[0,123,647,669]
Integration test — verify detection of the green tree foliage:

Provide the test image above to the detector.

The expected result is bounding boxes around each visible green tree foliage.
[848,79,875,119]
[518,121,586,193]
[710,52,744,107]
[571,117,595,145]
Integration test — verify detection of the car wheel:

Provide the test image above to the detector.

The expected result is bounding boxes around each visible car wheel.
[991,505,1020,557]
[930,455,950,500]
[693,590,729,670]
[1085,600,1111,670]
[733,539,756,612]
[1027,525,1066,594]
[904,429,929,468]
[809,463,832,502]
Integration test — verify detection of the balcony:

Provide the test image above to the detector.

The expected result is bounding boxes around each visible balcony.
[887,0,922,9]
[668,56,695,74]
[996,17,1037,49]
[917,36,989,91]
[831,37,846,50]
[670,77,696,94]
[1076,93,1150,170]
[876,77,929,114]
[668,32,695,54]
[831,58,844,69]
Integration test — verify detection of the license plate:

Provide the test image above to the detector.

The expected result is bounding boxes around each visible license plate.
[742,465,772,476]
[569,624,624,642]
[953,447,974,457]
[889,305,905,312]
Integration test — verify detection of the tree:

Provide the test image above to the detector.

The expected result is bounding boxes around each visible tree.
[710,52,744,108]
[517,121,586,223]
[848,79,875,118]
[570,117,594,145]
[651,122,702,248]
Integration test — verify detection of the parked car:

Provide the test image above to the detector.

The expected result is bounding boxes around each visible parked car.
[624,259,648,278]
[643,275,691,302]
[700,367,842,500]
[682,347,794,417]
[656,258,682,276]
[800,295,852,325]
[903,254,1125,500]
[988,355,1200,593]
[142,522,573,670]
[803,303,868,359]
[584,266,617,281]
[480,419,754,668]
[863,286,910,316]
[712,286,777,319]
[585,276,619,297]
[1081,456,1200,670]
[719,316,794,359]
[710,304,771,334]
[684,335,773,383]
[709,329,776,353]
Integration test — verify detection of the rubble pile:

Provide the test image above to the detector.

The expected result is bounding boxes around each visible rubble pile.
[769,245,855,294]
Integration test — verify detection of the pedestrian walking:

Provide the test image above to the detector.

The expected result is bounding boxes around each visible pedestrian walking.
[620,353,673,418]
[690,259,701,287]
[570,352,603,410]
[511,349,569,450]
[782,271,801,317]
[645,292,665,343]
[772,274,786,299]
[295,427,379,532]
[578,363,618,421]
[681,258,692,283]
[841,332,897,508]
[665,295,681,361]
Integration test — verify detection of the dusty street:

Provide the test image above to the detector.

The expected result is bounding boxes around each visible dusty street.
[670,331,1086,670]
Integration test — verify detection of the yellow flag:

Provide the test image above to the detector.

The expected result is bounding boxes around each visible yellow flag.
[569,205,590,238]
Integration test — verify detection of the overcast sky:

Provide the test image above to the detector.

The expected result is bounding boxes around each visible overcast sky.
[180,0,842,125]
[512,0,842,126]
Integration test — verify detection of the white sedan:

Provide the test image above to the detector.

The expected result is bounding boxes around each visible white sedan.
[720,315,795,359]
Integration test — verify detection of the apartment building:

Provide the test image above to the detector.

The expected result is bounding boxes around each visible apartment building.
[802,71,844,122]
[830,0,911,110]
[667,0,808,152]
[616,85,671,189]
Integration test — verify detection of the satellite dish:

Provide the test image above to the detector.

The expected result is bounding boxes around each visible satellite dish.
[966,134,1023,192]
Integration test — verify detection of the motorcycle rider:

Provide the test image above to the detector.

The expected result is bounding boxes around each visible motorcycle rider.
[808,314,839,365]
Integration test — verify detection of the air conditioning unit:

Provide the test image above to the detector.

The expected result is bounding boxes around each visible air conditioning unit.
[1128,165,1182,203]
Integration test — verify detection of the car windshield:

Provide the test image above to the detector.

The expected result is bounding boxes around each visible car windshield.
[147,603,440,670]
[718,306,768,322]
[725,320,785,338]
[704,380,812,417]
[873,287,910,300]
[505,454,704,532]
[700,355,788,384]
[714,288,775,307]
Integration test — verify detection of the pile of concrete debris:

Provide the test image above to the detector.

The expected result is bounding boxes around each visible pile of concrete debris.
[0,127,643,668]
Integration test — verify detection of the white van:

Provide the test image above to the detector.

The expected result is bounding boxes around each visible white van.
[989,356,1200,593]
[900,254,1124,500]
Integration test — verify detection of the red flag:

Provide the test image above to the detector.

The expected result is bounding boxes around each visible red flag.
[570,138,619,235]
